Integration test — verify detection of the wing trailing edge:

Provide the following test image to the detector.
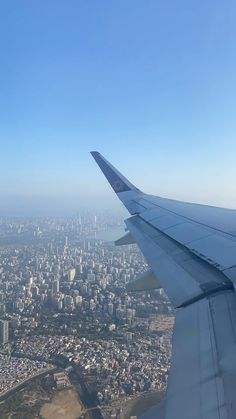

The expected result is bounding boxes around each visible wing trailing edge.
[126,269,162,292]
[115,231,135,246]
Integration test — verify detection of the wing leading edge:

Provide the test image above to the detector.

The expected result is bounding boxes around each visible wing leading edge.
[91,151,236,419]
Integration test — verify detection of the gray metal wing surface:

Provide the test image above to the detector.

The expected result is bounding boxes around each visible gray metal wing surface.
[91,151,236,419]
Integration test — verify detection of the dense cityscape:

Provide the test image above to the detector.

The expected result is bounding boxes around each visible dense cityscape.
[0,213,174,418]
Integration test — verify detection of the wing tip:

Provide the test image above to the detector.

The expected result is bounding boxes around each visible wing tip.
[90,150,99,157]
[90,151,139,194]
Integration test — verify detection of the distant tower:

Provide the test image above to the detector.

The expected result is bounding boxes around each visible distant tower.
[52,279,60,294]
[86,241,91,252]
[0,320,9,344]
[108,302,114,316]
[67,268,76,282]
[31,286,39,298]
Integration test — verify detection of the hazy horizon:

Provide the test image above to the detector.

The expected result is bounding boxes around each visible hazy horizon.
[0,194,127,217]
[1,187,236,218]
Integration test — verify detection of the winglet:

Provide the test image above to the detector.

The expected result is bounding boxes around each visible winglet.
[90,151,140,194]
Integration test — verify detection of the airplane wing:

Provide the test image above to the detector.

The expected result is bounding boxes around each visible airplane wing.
[91,151,236,419]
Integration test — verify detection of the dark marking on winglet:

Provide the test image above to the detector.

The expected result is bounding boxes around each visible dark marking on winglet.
[91,151,138,193]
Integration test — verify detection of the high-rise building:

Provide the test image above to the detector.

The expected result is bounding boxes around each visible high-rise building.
[86,241,91,252]
[87,273,95,282]
[74,295,82,305]
[0,304,6,316]
[0,320,9,344]
[108,302,114,316]
[64,295,74,311]
[67,268,76,282]
[78,263,83,274]
[90,299,96,310]
[52,279,60,294]
[31,286,39,298]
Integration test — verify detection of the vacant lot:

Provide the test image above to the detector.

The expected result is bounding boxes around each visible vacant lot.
[40,389,82,419]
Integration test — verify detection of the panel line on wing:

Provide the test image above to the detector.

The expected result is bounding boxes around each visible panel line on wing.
[140,196,236,240]
[126,215,232,307]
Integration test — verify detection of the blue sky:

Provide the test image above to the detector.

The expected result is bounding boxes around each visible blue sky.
[1,0,236,214]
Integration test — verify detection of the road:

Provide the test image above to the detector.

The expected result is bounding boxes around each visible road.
[0,367,57,403]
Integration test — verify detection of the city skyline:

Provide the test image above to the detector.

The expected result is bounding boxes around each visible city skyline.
[1,1,236,214]
[0,212,171,418]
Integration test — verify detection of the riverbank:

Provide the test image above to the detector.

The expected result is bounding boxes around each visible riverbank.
[121,390,165,419]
